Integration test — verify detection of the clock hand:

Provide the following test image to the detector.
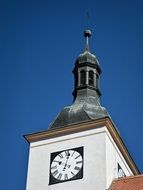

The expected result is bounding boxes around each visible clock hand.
[60,162,71,168]
[63,156,69,170]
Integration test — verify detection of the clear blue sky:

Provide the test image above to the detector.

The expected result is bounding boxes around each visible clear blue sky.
[0,0,143,189]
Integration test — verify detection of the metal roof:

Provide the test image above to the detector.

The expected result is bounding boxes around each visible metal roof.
[49,88,109,129]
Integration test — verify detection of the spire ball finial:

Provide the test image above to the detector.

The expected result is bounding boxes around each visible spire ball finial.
[84,29,91,52]
[84,29,91,38]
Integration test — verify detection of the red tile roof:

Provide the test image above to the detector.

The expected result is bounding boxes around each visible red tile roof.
[109,174,143,190]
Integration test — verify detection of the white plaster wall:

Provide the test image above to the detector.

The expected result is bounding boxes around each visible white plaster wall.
[105,128,133,189]
[26,127,107,190]
[26,126,134,190]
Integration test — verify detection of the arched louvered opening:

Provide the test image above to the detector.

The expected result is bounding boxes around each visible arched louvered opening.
[96,74,99,88]
[80,70,86,86]
[88,70,94,86]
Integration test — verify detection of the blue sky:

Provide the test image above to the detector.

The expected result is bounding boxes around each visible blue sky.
[0,0,143,189]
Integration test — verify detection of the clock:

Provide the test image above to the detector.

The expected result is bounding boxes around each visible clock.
[118,163,126,178]
[49,147,83,185]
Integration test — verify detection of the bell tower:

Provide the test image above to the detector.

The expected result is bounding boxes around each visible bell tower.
[49,30,108,129]
[25,30,139,190]
[73,29,101,100]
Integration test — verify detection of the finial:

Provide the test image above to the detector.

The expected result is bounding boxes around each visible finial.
[84,29,91,37]
[84,29,91,51]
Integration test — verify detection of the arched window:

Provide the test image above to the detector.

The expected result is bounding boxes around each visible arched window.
[89,70,94,86]
[80,70,86,86]
[96,74,99,88]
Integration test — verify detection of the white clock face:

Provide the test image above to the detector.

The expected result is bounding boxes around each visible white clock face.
[50,149,83,181]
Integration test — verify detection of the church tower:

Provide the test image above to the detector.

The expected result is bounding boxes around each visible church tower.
[25,30,139,190]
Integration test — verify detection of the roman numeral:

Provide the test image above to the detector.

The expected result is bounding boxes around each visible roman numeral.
[51,165,57,170]
[76,161,82,164]
[53,160,60,163]
[65,150,69,156]
[52,170,58,176]
[58,153,63,159]
[57,173,62,180]
[64,173,68,180]
[75,154,80,159]
[71,171,75,176]
[71,151,75,156]
[74,166,81,171]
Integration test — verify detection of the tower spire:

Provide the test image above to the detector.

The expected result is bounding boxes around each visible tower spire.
[84,29,91,51]
[49,30,108,129]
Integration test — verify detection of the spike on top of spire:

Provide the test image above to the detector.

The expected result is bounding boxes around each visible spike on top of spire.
[84,29,91,52]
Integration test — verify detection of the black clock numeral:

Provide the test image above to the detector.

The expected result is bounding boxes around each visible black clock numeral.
[65,150,70,156]
[74,166,81,171]
[71,171,75,176]
[75,155,80,159]
[57,173,62,180]
[76,161,82,164]
[71,151,75,156]
[52,170,59,176]
[58,153,63,159]
[64,173,68,180]
[53,160,60,163]
[51,165,57,170]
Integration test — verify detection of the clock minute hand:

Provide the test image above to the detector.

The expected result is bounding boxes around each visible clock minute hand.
[63,156,69,170]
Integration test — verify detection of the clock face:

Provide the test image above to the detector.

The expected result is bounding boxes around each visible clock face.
[49,147,83,185]
[118,163,126,178]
